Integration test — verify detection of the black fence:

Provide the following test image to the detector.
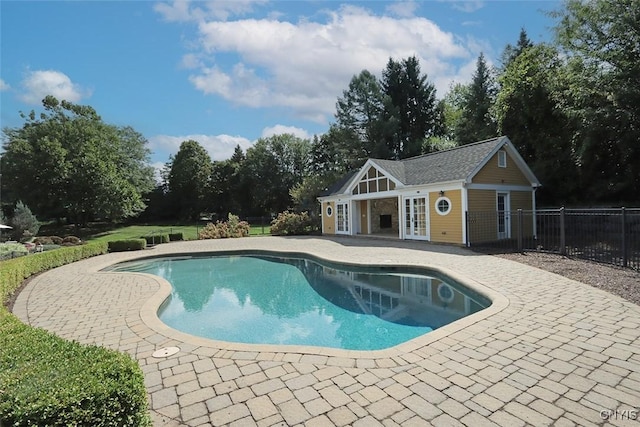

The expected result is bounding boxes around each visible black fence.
[466,208,640,270]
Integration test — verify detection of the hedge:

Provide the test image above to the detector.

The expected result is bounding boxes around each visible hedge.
[108,239,147,252]
[0,242,151,426]
[168,232,183,241]
[142,234,169,245]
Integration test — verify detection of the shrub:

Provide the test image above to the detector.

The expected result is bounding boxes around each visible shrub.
[0,241,151,426]
[168,232,184,241]
[33,236,53,245]
[108,239,147,252]
[10,201,40,241]
[143,234,169,245]
[0,243,28,261]
[61,236,82,246]
[198,214,250,239]
[270,211,314,235]
[50,236,64,245]
[41,244,61,252]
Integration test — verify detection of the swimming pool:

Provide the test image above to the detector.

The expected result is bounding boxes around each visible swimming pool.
[107,252,490,350]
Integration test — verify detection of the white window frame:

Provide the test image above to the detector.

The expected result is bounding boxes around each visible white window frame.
[434,197,452,216]
[498,150,507,168]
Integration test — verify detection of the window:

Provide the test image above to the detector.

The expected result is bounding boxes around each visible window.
[326,205,333,217]
[498,150,507,168]
[435,197,452,216]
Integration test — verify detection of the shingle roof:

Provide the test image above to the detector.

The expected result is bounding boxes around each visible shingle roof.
[323,136,510,196]
[397,136,506,185]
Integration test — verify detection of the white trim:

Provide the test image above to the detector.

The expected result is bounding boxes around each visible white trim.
[402,195,430,241]
[326,204,333,217]
[434,197,452,216]
[496,191,511,239]
[462,187,468,246]
[466,183,534,192]
[498,150,507,168]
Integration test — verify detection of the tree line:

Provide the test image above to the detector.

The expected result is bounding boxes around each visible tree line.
[1,0,638,226]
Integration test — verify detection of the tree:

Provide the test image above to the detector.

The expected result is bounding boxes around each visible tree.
[453,53,499,145]
[335,70,391,159]
[494,44,578,204]
[501,28,534,68]
[381,56,441,158]
[241,134,311,216]
[209,145,249,219]
[553,0,640,203]
[1,96,155,224]
[165,140,213,221]
[10,201,40,241]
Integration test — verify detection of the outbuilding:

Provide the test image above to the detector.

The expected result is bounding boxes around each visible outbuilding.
[317,136,541,245]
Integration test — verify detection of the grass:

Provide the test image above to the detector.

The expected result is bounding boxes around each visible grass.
[39,222,271,243]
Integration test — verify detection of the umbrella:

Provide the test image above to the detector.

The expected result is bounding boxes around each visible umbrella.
[0,224,12,229]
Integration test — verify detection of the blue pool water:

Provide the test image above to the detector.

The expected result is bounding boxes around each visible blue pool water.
[107,253,489,350]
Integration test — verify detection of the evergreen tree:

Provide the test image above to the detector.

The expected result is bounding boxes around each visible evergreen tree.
[501,28,534,68]
[381,56,441,158]
[454,53,499,145]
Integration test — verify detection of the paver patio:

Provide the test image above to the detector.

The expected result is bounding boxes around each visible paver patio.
[12,236,640,426]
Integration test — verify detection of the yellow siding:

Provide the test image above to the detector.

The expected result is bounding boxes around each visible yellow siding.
[472,151,530,185]
[510,191,534,238]
[359,200,369,234]
[322,201,336,234]
[467,189,535,242]
[429,190,463,244]
[467,190,497,242]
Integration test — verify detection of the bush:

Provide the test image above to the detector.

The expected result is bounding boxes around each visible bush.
[41,244,61,252]
[50,236,64,245]
[108,239,147,252]
[270,211,314,235]
[142,234,169,245]
[33,236,53,245]
[198,214,250,239]
[10,201,40,241]
[61,236,82,246]
[168,232,184,241]
[0,243,28,261]
[0,241,151,426]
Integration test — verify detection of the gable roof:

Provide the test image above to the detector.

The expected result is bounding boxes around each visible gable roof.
[320,136,541,198]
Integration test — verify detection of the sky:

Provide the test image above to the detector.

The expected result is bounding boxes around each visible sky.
[1,0,561,172]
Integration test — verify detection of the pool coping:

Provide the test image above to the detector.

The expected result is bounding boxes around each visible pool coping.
[98,247,510,360]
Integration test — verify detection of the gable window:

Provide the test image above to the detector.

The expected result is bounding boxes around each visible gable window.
[435,197,452,216]
[498,150,507,168]
[352,166,396,195]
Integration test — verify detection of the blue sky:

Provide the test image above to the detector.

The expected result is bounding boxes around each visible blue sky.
[1,0,560,171]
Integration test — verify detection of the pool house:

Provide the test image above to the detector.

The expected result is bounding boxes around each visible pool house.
[317,136,541,245]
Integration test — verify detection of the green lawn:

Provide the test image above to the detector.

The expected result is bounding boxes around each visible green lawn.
[86,223,270,242]
[36,218,272,243]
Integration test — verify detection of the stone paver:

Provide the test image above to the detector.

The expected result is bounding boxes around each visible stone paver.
[12,237,640,426]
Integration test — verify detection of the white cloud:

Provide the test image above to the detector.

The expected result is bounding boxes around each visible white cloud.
[154,0,267,22]
[148,133,253,162]
[0,79,10,91]
[386,1,419,18]
[261,125,310,140]
[180,5,473,121]
[19,70,89,105]
[449,1,485,13]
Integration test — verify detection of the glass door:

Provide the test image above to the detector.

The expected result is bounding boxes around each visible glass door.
[336,202,349,234]
[497,192,510,239]
[404,197,429,240]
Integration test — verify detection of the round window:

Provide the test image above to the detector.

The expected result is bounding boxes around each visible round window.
[435,197,452,216]
[326,205,333,217]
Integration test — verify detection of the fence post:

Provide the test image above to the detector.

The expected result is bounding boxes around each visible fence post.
[559,207,566,255]
[622,207,628,268]
[517,209,523,252]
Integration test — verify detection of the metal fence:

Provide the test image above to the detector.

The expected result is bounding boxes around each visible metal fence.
[466,208,640,270]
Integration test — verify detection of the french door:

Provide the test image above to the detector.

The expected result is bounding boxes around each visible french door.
[404,197,429,240]
[497,192,510,239]
[336,202,349,234]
